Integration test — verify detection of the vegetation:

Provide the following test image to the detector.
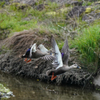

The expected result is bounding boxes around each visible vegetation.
[0,83,10,93]
[71,23,100,73]
[0,2,67,38]
[0,0,100,74]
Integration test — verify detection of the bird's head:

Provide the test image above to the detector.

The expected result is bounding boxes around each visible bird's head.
[71,64,81,69]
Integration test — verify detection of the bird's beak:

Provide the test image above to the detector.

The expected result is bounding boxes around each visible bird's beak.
[77,66,81,69]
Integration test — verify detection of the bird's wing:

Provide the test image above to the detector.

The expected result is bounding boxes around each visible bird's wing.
[38,44,49,54]
[61,37,70,65]
[30,43,36,57]
[40,55,55,62]
[51,35,63,69]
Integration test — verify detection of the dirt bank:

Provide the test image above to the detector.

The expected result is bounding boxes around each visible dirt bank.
[0,30,93,87]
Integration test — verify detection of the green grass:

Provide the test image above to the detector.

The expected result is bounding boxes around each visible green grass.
[0,10,38,33]
[0,1,5,7]
[71,24,100,73]
[82,1,92,6]
[0,2,67,37]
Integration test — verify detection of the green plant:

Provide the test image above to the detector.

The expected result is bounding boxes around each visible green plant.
[0,1,5,7]
[82,1,92,6]
[71,24,100,73]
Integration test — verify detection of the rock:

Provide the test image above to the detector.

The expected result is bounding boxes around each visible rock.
[82,11,100,23]
[49,0,69,5]
[67,6,86,19]
[0,83,14,99]
[0,93,2,97]
[94,1,100,5]
[36,4,45,11]
[13,0,36,7]
[85,7,92,13]
[67,1,83,6]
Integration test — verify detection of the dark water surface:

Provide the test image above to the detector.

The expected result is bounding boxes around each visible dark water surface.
[0,71,100,100]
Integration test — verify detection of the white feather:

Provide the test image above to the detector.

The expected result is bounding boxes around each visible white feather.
[30,43,36,57]
[54,41,63,69]
[38,44,48,53]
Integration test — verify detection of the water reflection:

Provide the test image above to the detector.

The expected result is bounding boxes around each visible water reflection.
[0,71,100,100]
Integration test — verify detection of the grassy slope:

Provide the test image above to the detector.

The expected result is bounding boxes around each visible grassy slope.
[0,1,100,74]
[71,23,100,73]
[0,2,67,36]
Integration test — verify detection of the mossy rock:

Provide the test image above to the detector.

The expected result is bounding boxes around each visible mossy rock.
[45,8,68,16]
[0,83,14,99]
[60,8,68,13]
[0,84,10,93]
[85,7,92,13]
[45,11,57,16]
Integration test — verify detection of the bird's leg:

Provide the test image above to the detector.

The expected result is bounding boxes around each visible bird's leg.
[24,58,27,61]
[26,59,31,63]
[51,72,57,81]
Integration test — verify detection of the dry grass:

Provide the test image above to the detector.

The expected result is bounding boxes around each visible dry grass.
[0,29,62,56]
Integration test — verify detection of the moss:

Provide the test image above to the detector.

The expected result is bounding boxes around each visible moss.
[59,8,68,13]
[65,4,70,7]
[85,7,92,13]
[0,1,5,7]
[45,11,57,16]
[0,84,10,93]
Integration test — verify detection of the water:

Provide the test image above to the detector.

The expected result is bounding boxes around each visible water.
[0,71,100,100]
